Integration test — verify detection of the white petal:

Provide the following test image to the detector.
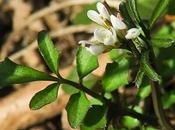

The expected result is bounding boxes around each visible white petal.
[110,15,127,30]
[94,28,116,46]
[125,28,141,39]
[87,10,104,26]
[97,2,110,20]
[86,45,105,55]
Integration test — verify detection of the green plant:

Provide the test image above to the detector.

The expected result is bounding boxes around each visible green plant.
[0,0,175,129]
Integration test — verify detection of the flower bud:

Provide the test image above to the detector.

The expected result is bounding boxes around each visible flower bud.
[94,28,117,46]
[125,28,141,39]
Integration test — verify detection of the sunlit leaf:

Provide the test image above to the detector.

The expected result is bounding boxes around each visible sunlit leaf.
[30,83,59,110]
[76,46,98,78]
[62,67,98,95]
[102,59,129,92]
[38,30,59,74]
[73,3,96,25]
[140,52,161,82]
[162,90,175,109]
[0,58,57,87]
[66,92,91,128]
[135,70,145,88]
[80,105,107,130]
[151,38,175,48]
[122,106,142,129]
[137,77,151,99]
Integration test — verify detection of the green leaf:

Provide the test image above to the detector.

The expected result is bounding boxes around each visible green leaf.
[168,0,175,15]
[30,83,59,110]
[62,68,79,95]
[140,52,161,82]
[76,46,99,78]
[122,106,142,129]
[66,92,91,128]
[119,1,135,28]
[108,49,130,62]
[162,90,175,109]
[72,3,96,25]
[90,98,103,106]
[149,0,171,28]
[102,59,129,92]
[153,25,175,39]
[144,126,157,130]
[127,0,141,24]
[137,77,151,99]
[62,67,98,95]
[122,116,140,129]
[38,30,59,74]
[151,38,175,48]
[0,58,57,87]
[137,0,159,20]
[80,105,107,130]
[135,70,145,88]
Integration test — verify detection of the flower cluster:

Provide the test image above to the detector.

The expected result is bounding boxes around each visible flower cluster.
[79,2,141,55]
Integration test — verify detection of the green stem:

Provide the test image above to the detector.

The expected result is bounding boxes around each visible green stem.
[60,78,108,103]
[147,41,173,130]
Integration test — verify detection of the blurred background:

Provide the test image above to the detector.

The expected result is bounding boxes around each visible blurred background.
[0,0,175,130]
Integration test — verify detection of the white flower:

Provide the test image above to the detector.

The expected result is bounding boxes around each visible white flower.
[110,15,127,31]
[94,28,117,46]
[86,45,105,55]
[96,2,110,20]
[87,2,110,26]
[125,28,141,39]
[87,10,105,26]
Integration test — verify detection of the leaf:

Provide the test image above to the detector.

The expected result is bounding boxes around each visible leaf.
[168,0,175,15]
[30,83,59,110]
[119,1,135,28]
[0,58,57,87]
[151,38,175,48]
[66,92,91,128]
[38,30,59,74]
[122,106,142,129]
[149,0,171,28]
[137,0,159,20]
[153,25,175,39]
[140,52,161,82]
[108,49,130,62]
[80,105,107,130]
[127,0,141,24]
[135,70,144,88]
[62,67,98,95]
[162,90,175,109]
[61,68,79,95]
[136,77,151,99]
[72,3,96,25]
[76,46,99,78]
[90,98,103,106]
[122,116,140,129]
[102,59,129,92]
